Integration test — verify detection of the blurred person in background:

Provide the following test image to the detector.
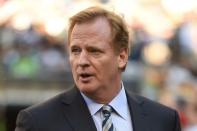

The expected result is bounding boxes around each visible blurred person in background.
[184,100,197,131]
[177,82,197,131]
[15,6,181,131]
[169,11,197,77]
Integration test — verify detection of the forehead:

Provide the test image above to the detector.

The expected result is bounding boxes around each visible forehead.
[70,17,112,42]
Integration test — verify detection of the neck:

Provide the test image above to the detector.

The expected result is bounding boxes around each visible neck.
[85,81,122,104]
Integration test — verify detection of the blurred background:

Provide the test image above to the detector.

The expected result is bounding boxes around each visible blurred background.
[0,0,197,131]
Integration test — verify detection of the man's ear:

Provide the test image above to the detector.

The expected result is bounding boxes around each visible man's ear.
[118,48,128,70]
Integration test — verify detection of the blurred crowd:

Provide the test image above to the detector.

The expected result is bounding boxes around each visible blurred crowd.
[0,23,70,81]
[0,0,197,131]
[127,12,197,131]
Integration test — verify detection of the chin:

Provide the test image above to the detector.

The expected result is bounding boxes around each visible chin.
[77,83,97,94]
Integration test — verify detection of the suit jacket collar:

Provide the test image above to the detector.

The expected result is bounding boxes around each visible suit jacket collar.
[126,88,150,131]
[61,86,150,131]
[61,87,97,131]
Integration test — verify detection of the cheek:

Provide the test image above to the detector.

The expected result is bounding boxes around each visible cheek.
[69,57,75,68]
[69,59,77,75]
[96,60,117,74]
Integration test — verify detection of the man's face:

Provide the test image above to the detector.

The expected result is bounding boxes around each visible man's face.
[69,17,127,97]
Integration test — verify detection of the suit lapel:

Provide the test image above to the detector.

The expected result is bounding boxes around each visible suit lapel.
[126,89,150,131]
[61,87,97,131]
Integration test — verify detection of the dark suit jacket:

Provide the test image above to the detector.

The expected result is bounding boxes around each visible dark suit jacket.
[15,87,181,131]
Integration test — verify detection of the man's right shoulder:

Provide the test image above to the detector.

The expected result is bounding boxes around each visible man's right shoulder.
[22,87,76,115]
[15,87,78,131]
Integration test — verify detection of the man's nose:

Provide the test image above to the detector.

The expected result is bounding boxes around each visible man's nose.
[78,51,90,67]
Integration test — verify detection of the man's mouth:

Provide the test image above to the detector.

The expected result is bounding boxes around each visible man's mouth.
[78,73,93,82]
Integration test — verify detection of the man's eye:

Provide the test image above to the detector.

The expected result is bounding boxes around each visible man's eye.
[71,48,81,53]
[89,48,101,54]
[90,49,98,53]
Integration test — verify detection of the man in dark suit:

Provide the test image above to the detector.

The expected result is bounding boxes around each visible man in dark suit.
[15,6,181,131]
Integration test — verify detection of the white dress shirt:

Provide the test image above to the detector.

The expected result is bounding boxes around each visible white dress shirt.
[81,83,133,131]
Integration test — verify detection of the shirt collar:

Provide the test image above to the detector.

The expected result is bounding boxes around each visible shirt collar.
[109,83,129,120]
[81,82,130,120]
[81,93,103,116]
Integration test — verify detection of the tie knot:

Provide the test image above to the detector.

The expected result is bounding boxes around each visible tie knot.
[102,105,112,117]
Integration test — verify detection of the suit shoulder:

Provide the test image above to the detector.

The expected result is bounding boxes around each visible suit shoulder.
[23,88,74,116]
[132,94,181,130]
[136,94,176,113]
[127,91,178,119]
[16,88,77,130]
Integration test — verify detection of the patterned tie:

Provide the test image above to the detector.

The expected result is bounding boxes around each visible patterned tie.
[102,105,116,131]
